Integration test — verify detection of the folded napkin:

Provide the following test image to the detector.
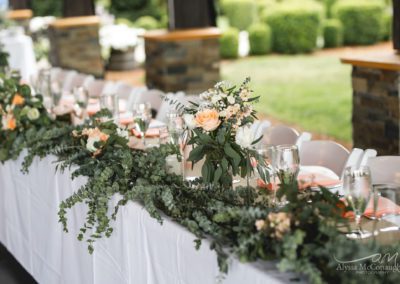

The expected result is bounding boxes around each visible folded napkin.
[364,196,400,218]
[131,128,160,138]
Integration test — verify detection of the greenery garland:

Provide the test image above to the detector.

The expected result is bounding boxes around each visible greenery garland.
[0,66,399,283]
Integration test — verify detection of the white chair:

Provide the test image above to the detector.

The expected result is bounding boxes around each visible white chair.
[156,92,186,122]
[63,73,95,93]
[261,125,299,146]
[133,89,164,116]
[367,156,400,184]
[340,148,364,179]
[114,82,135,101]
[296,132,312,150]
[87,79,109,98]
[60,70,78,92]
[300,140,350,177]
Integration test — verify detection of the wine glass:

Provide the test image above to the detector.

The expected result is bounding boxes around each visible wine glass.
[256,144,278,203]
[37,69,53,111]
[372,184,400,234]
[275,144,300,186]
[133,103,152,148]
[100,93,119,122]
[343,166,373,239]
[73,87,89,118]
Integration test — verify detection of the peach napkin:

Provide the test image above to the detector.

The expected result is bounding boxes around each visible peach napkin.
[131,128,160,138]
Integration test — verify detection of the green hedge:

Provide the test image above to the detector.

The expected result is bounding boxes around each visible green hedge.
[220,0,258,30]
[323,19,343,48]
[333,0,384,45]
[31,0,62,17]
[382,12,392,41]
[248,23,272,55]
[110,0,165,22]
[220,28,239,59]
[264,1,323,54]
[134,16,159,30]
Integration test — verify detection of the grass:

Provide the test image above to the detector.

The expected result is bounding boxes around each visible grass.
[221,55,352,143]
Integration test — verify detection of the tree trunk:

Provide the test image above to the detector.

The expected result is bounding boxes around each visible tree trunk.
[394,0,400,50]
[63,0,95,17]
[9,0,30,9]
[168,0,216,30]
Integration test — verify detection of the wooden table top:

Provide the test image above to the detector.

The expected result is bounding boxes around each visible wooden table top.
[341,51,400,71]
[142,27,221,42]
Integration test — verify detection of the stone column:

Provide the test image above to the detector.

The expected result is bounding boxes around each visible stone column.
[48,16,104,77]
[342,53,400,155]
[144,28,221,94]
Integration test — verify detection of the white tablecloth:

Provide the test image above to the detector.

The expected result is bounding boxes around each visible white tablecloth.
[0,153,303,284]
[0,29,37,82]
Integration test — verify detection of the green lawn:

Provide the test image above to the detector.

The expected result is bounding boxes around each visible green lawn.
[221,55,352,142]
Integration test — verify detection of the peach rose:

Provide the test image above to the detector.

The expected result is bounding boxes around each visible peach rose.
[12,94,25,106]
[195,109,220,131]
[2,113,16,131]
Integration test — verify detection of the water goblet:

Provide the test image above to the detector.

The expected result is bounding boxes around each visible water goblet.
[73,87,89,118]
[343,166,373,239]
[133,103,152,148]
[275,144,300,186]
[256,144,278,204]
[100,93,120,122]
[372,184,400,234]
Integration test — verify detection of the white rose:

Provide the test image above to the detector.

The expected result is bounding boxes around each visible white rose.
[117,128,129,139]
[86,136,100,152]
[183,113,197,129]
[220,92,227,98]
[27,108,40,120]
[219,110,227,117]
[235,124,255,149]
[227,96,235,105]
[211,94,221,104]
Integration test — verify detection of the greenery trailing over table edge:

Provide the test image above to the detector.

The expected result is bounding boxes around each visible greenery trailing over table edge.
[0,69,399,284]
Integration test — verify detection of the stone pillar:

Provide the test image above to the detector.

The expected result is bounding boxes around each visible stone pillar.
[143,28,221,94]
[48,16,103,77]
[6,9,32,32]
[342,53,400,155]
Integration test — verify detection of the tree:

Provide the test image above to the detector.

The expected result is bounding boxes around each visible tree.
[63,0,95,17]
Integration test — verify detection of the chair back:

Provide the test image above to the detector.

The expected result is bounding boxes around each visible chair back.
[133,89,164,116]
[262,125,299,146]
[300,140,350,177]
[60,70,78,91]
[66,73,95,92]
[367,156,400,184]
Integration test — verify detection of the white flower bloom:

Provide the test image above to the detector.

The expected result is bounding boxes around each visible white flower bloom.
[183,113,197,129]
[219,110,227,117]
[240,89,250,101]
[199,91,211,101]
[220,92,227,98]
[86,136,101,152]
[211,94,222,104]
[227,96,235,105]
[117,128,129,139]
[27,108,40,120]
[235,124,255,149]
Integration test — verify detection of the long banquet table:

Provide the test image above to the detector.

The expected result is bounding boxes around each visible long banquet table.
[0,153,304,284]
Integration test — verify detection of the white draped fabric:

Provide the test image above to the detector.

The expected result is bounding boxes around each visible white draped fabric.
[0,154,303,284]
[0,28,37,82]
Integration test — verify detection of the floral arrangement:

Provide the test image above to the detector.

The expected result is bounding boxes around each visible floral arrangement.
[0,74,52,161]
[0,62,399,283]
[182,78,266,189]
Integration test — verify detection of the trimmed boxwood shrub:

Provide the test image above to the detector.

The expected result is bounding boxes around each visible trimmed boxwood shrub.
[323,19,343,48]
[333,0,384,45]
[134,16,159,30]
[220,28,239,59]
[264,1,323,54]
[221,0,258,30]
[248,23,272,55]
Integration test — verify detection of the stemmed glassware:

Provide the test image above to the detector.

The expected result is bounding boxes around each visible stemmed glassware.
[256,144,278,203]
[275,144,300,185]
[166,112,189,180]
[372,184,400,234]
[100,93,120,122]
[36,69,53,111]
[73,87,89,119]
[133,103,152,148]
[343,166,373,239]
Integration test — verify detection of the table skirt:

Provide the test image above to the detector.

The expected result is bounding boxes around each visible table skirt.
[0,153,302,284]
